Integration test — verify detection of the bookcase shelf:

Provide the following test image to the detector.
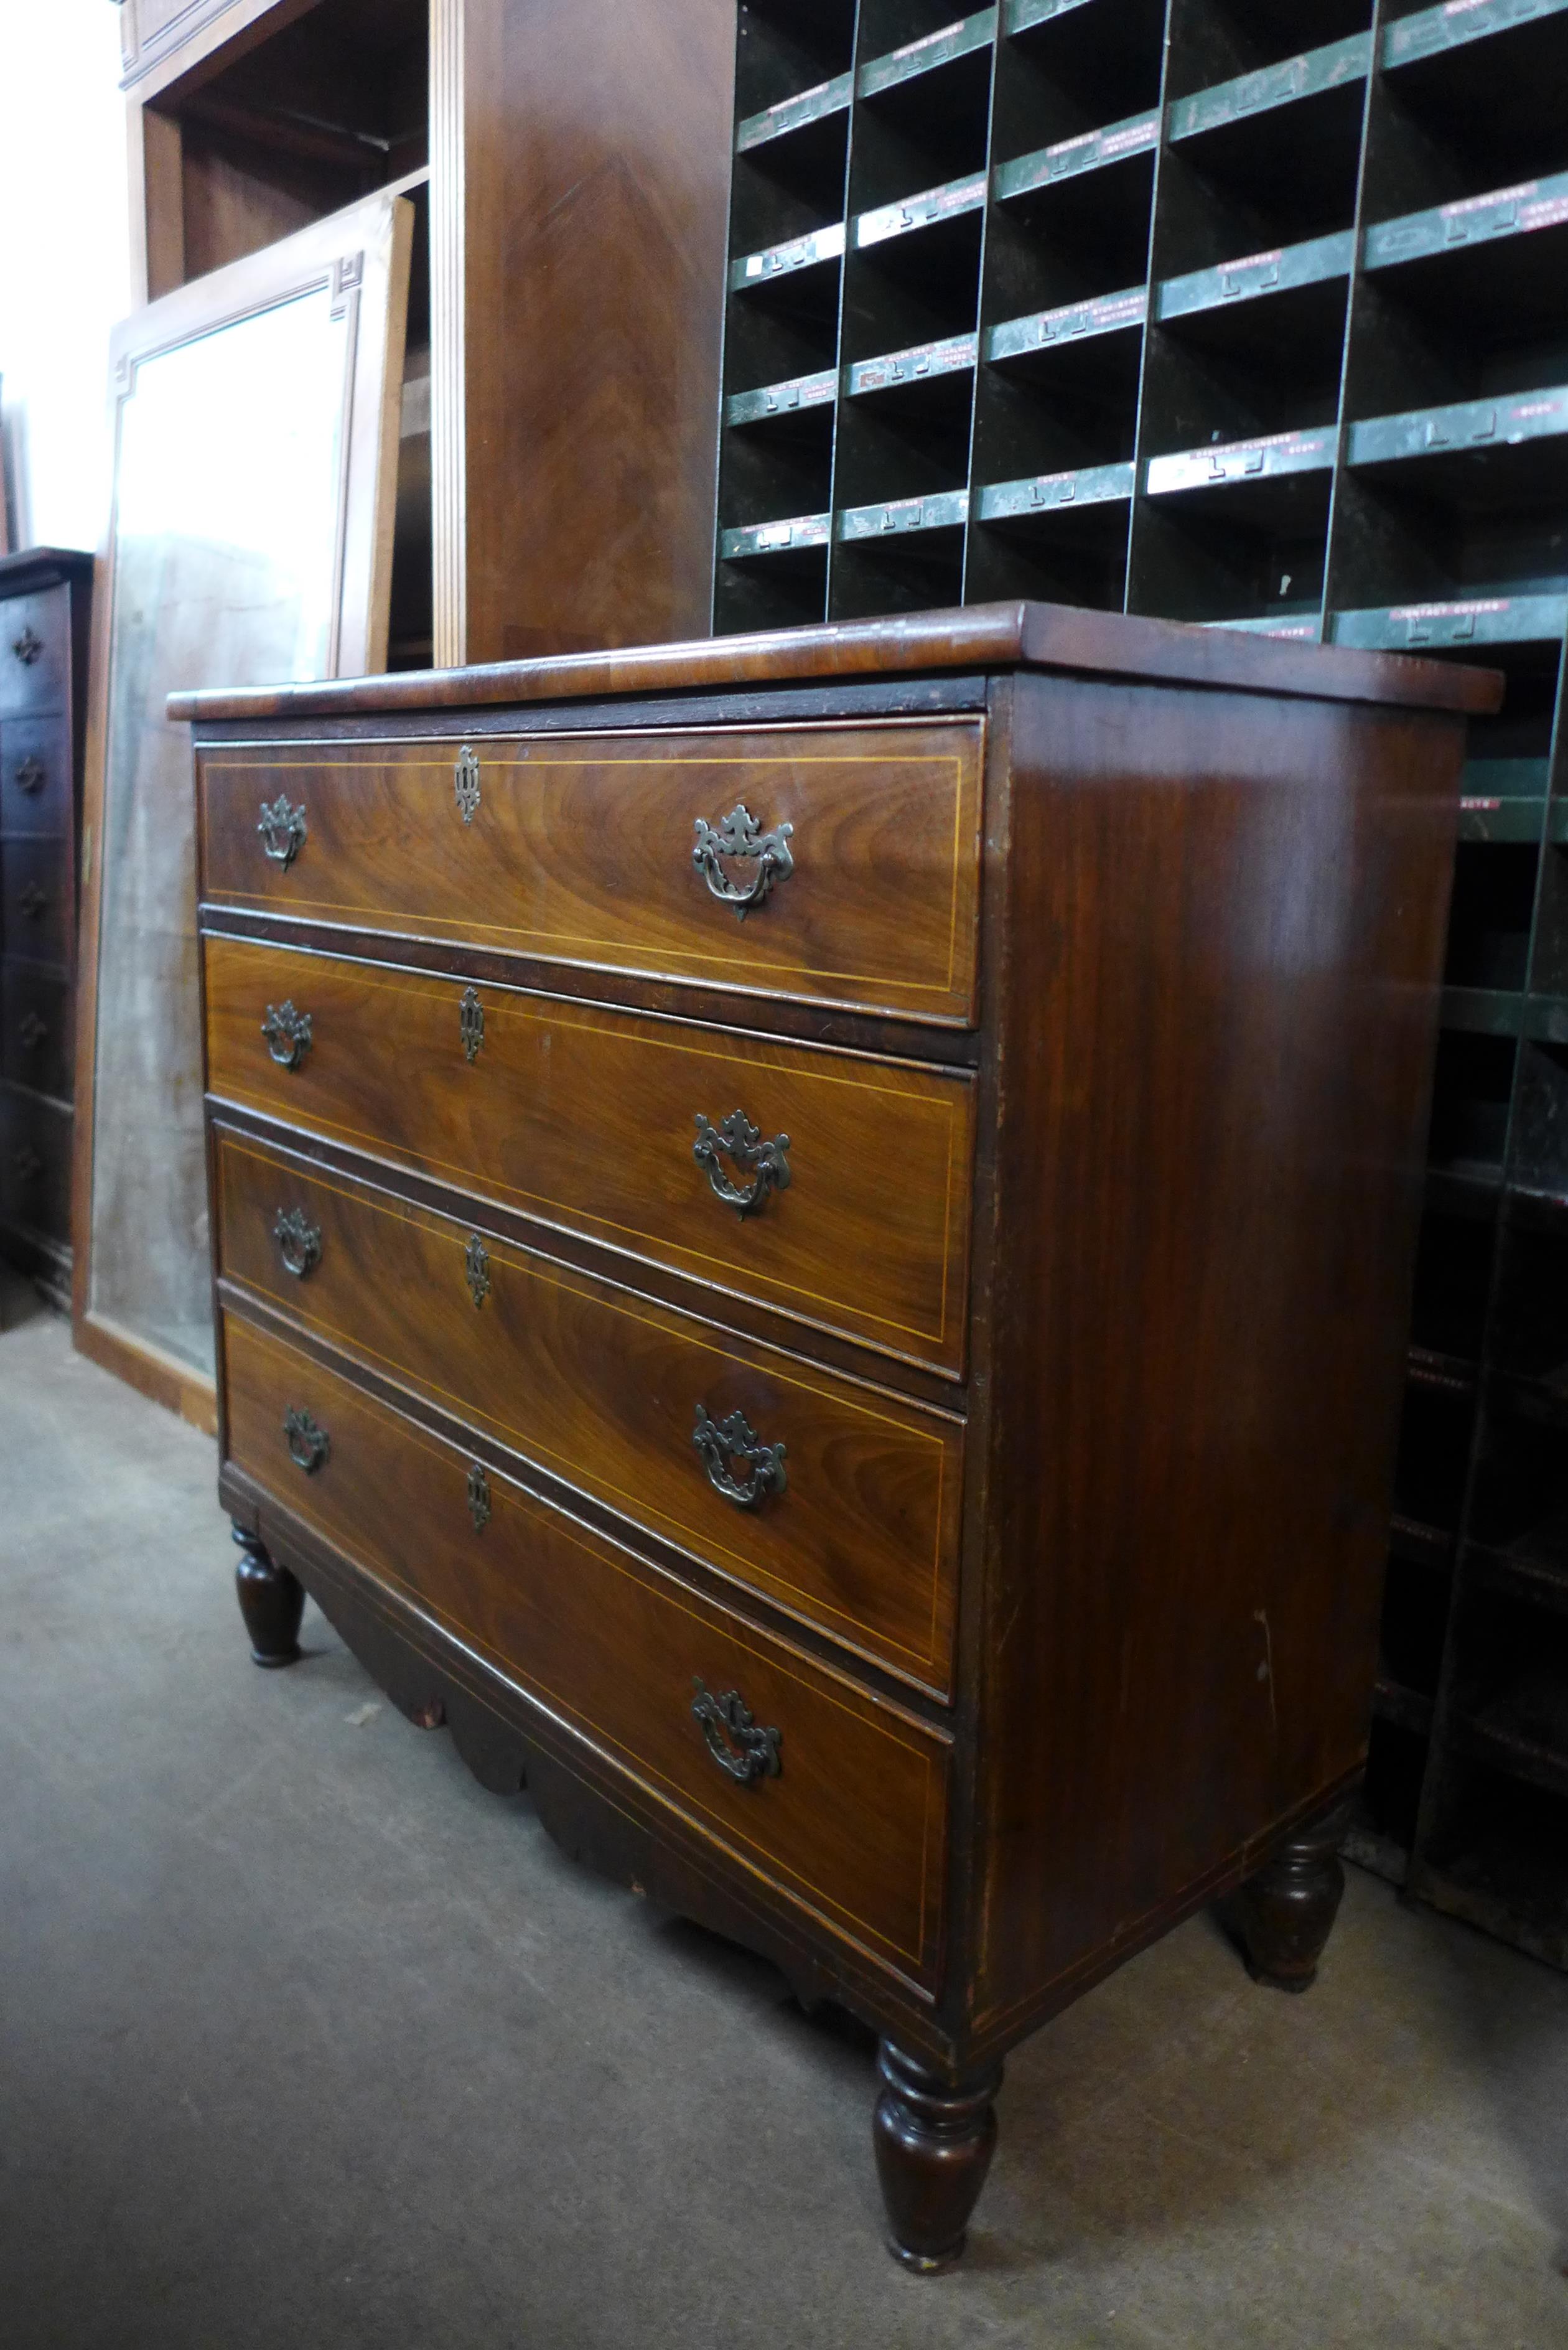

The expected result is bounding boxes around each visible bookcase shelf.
[711,0,1568,1967]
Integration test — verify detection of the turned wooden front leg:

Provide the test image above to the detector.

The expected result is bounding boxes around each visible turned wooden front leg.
[872,2039,1003,2273]
[232,1524,304,1668]
[1234,1796,1355,1993]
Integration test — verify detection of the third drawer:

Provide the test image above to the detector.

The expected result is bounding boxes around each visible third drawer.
[216,1128,963,1697]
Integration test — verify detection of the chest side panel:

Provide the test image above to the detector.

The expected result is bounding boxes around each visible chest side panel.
[968,670,1465,2044]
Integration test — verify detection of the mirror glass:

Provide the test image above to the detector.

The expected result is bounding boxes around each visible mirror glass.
[88,286,351,1377]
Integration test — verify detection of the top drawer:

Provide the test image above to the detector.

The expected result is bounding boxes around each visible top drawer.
[197,721,985,1026]
[0,589,70,721]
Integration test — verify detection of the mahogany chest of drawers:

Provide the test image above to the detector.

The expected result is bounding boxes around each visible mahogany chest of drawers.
[0,548,93,1308]
[173,602,1496,2268]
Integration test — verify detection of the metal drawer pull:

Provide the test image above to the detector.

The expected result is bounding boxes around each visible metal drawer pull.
[691,1677,782,1785]
[17,882,49,920]
[693,1403,787,1509]
[14,755,46,795]
[11,626,43,667]
[282,1406,330,1474]
[257,795,307,868]
[467,1462,491,1530]
[17,1011,48,1052]
[273,1207,322,1278]
[459,985,484,1062]
[693,800,794,918]
[464,1233,490,1306]
[261,999,312,1069]
[693,1109,791,1216]
[11,1145,42,1183]
[454,746,480,822]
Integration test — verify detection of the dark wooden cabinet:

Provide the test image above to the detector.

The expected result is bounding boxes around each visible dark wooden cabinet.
[174,602,1495,2268]
[0,550,93,1308]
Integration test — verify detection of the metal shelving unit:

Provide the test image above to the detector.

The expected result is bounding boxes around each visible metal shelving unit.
[714,0,1568,1970]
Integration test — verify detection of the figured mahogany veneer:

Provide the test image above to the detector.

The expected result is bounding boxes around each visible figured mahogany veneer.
[224,1311,951,1987]
[198,721,984,1024]
[203,933,975,1373]
[179,599,1499,2272]
[215,1130,963,1693]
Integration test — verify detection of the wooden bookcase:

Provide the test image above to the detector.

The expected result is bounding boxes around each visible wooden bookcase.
[712,0,1568,1970]
[118,0,736,668]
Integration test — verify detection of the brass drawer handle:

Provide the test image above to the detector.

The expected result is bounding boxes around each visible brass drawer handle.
[11,626,44,667]
[693,800,793,919]
[282,1406,330,1473]
[693,1403,786,1509]
[454,746,480,822]
[17,882,49,920]
[691,1677,782,1784]
[459,985,484,1062]
[257,795,307,868]
[261,999,312,1069]
[467,1462,491,1530]
[273,1207,322,1278]
[14,754,46,795]
[17,1011,48,1052]
[464,1233,490,1306]
[693,1110,791,1216]
[11,1144,43,1183]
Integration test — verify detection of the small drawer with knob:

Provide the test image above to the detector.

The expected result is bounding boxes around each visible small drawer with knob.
[1,837,72,969]
[195,718,984,1026]
[1,961,74,1102]
[0,590,68,721]
[0,1082,71,1240]
[202,935,976,1375]
[222,1311,951,1990]
[1,718,72,833]
[213,1131,964,1695]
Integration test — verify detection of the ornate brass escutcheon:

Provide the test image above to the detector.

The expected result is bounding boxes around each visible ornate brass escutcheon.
[467,1462,491,1530]
[11,1145,42,1184]
[282,1406,330,1474]
[11,626,43,667]
[692,801,794,918]
[257,794,307,868]
[691,1678,782,1785]
[693,1109,791,1216]
[261,999,312,1069]
[459,985,484,1063]
[454,746,481,823]
[273,1206,322,1279]
[692,1403,787,1509]
[464,1233,490,1306]
[17,882,49,920]
[17,1012,47,1052]
[14,754,46,795]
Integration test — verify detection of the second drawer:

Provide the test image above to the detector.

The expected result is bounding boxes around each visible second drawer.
[217,1130,963,1696]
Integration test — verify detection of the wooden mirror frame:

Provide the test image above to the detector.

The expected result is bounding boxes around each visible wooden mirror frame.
[72,183,414,1430]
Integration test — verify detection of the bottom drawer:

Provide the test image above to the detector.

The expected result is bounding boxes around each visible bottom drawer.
[0,1082,71,1245]
[223,1313,949,1989]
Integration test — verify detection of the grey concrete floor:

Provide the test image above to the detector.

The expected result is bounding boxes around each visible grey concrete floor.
[2,1304,1567,2349]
